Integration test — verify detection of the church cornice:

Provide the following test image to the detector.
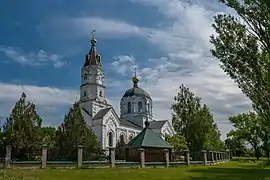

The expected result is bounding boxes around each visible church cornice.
[80,83,106,88]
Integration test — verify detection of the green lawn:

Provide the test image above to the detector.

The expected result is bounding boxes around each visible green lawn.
[1,161,270,180]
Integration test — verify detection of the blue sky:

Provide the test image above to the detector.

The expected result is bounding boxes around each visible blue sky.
[0,0,252,139]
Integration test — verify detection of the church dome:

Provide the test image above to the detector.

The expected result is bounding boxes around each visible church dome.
[120,72,153,122]
[122,75,151,100]
[123,87,151,99]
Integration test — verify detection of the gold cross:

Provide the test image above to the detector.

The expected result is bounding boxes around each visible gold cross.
[91,29,96,39]
[133,66,138,77]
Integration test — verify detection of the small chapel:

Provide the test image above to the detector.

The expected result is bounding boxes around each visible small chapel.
[79,32,175,150]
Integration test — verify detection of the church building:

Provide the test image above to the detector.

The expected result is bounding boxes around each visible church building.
[79,34,175,150]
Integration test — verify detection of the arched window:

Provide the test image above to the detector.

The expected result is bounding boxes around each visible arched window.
[84,91,87,96]
[127,102,131,113]
[138,102,142,112]
[119,134,125,144]
[108,132,113,147]
[99,90,102,97]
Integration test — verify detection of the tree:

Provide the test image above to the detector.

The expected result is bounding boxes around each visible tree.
[41,126,57,154]
[210,0,270,123]
[228,112,262,159]
[0,125,4,157]
[225,137,248,157]
[165,134,188,160]
[172,84,223,155]
[53,102,103,161]
[165,134,188,151]
[2,92,43,160]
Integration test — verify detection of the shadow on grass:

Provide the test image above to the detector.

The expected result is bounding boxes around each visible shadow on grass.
[188,164,270,180]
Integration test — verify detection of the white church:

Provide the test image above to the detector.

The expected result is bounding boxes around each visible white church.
[79,34,175,150]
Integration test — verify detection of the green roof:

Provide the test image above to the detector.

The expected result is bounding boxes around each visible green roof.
[126,121,173,149]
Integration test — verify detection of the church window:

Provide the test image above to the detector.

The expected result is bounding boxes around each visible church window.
[138,102,142,112]
[119,134,125,144]
[147,103,150,112]
[99,90,102,97]
[108,132,113,147]
[84,91,87,96]
[127,102,131,113]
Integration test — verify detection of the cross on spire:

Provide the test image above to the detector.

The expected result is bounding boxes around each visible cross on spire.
[132,66,139,88]
[90,29,97,46]
[133,66,137,77]
[91,29,96,39]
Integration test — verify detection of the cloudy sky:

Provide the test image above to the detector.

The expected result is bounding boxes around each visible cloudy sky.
[0,0,252,139]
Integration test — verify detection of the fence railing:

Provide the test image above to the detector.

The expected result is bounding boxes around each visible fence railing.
[1,145,230,169]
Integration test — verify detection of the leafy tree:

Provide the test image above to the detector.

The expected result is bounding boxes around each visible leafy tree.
[165,134,188,160]
[2,92,43,160]
[225,137,248,157]
[228,112,262,159]
[210,0,270,124]
[41,126,57,157]
[172,84,223,155]
[165,134,188,151]
[53,102,103,161]
[0,126,4,157]
[260,126,270,160]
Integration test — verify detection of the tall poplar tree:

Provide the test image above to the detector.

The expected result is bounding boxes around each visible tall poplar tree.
[210,0,270,122]
[172,84,223,154]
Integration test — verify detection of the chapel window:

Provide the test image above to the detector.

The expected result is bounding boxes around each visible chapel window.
[119,134,125,144]
[138,102,142,112]
[127,102,131,113]
[108,132,113,147]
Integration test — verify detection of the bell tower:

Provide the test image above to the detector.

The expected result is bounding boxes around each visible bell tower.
[80,30,109,117]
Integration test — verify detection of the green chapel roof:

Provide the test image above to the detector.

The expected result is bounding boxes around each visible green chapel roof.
[126,121,173,149]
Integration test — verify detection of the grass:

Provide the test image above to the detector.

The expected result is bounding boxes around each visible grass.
[1,161,270,180]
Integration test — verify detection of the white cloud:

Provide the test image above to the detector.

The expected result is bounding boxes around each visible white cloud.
[111,55,137,76]
[0,46,65,68]
[45,17,146,39]
[84,0,251,139]
[22,0,251,139]
[0,83,78,126]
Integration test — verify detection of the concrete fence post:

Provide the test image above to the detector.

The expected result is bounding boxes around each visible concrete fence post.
[138,148,145,168]
[215,152,218,163]
[211,151,214,165]
[221,152,223,162]
[202,150,207,165]
[221,152,224,162]
[226,149,230,161]
[77,145,84,168]
[163,149,170,168]
[4,145,11,169]
[109,147,116,168]
[41,144,48,169]
[184,150,190,166]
